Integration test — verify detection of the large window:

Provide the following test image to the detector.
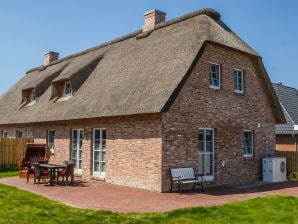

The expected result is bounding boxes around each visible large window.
[48,130,55,153]
[72,129,83,173]
[234,69,244,93]
[198,129,215,180]
[209,63,221,89]
[243,131,253,157]
[93,129,106,176]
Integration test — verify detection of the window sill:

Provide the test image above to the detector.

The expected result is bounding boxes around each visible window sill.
[234,90,244,95]
[209,85,221,90]
[25,100,36,107]
[57,95,72,102]
[91,175,105,181]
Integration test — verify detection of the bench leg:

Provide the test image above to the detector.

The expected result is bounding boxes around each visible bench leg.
[193,182,204,192]
[201,182,204,192]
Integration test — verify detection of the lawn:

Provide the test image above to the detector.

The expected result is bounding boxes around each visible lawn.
[0,172,297,224]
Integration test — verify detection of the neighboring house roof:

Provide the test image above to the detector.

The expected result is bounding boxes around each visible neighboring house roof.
[272,83,298,135]
[0,8,284,125]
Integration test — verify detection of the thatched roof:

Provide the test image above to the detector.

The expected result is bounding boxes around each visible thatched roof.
[0,8,284,124]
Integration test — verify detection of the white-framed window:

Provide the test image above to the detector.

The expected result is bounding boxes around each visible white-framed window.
[209,63,221,89]
[71,129,83,173]
[243,131,253,157]
[48,130,55,153]
[1,131,8,138]
[198,128,215,180]
[234,69,244,93]
[31,89,36,102]
[93,129,106,176]
[16,130,22,138]
[64,81,72,96]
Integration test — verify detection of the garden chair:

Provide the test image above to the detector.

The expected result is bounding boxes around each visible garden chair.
[57,162,75,186]
[26,163,36,183]
[33,163,50,185]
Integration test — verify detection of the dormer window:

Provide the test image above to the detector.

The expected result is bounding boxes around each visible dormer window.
[20,88,37,108]
[51,80,73,102]
[31,89,36,102]
[64,81,72,96]
[50,55,102,102]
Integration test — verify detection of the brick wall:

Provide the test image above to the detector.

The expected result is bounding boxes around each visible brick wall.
[0,114,163,191]
[161,44,276,192]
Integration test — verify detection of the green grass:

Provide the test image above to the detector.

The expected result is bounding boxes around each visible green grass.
[0,182,297,224]
[0,171,18,178]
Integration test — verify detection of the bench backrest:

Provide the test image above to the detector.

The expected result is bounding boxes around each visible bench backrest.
[170,167,196,181]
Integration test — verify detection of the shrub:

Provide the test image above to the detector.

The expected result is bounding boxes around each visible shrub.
[288,171,298,181]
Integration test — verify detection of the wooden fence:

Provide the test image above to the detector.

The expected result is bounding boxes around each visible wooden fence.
[0,138,34,171]
[275,150,298,174]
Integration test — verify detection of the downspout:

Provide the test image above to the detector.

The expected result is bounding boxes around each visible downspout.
[294,125,298,152]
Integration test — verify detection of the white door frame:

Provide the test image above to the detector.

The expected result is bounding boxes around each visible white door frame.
[92,128,106,176]
[71,129,83,173]
[198,128,215,181]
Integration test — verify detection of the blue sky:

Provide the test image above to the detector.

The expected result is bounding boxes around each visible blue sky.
[0,0,297,95]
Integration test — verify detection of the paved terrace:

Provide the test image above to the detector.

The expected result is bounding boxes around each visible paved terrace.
[0,177,297,213]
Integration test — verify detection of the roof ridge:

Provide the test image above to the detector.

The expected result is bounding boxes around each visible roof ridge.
[26,8,221,74]
[272,83,298,91]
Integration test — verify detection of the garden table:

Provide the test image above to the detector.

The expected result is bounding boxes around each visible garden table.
[39,163,66,186]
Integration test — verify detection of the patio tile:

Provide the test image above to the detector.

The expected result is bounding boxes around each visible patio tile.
[0,177,297,213]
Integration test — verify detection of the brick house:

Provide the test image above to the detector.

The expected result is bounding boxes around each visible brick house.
[0,8,284,192]
[273,83,298,151]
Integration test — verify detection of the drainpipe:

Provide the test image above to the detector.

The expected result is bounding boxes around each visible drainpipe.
[294,125,298,151]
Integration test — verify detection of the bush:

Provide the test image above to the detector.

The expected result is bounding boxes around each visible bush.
[288,171,298,181]
[0,164,18,172]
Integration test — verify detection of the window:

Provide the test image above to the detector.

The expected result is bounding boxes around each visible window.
[243,131,253,156]
[71,129,83,173]
[64,81,72,96]
[93,129,106,176]
[234,69,244,93]
[48,130,55,153]
[1,131,8,138]
[209,63,220,89]
[16,130,22,138]
[198,129,215,180]
[31,89,36,102]
[20,88,36,107]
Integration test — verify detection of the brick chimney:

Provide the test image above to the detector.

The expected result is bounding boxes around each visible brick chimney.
[44,51,59,66]
[142,9,166,32]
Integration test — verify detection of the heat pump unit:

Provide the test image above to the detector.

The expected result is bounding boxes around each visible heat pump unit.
[263,157,287,182]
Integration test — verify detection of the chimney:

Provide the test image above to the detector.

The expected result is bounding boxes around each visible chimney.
[142,9,166,32]
[44,51,59,66]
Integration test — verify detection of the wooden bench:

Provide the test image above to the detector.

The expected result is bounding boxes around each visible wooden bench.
[169,167,204,192]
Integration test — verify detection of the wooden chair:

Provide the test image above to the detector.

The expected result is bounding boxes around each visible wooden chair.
[57,162,75,186]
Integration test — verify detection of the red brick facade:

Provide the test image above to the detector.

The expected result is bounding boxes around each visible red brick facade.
[161,44,276,192]
[0,44,276,192]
